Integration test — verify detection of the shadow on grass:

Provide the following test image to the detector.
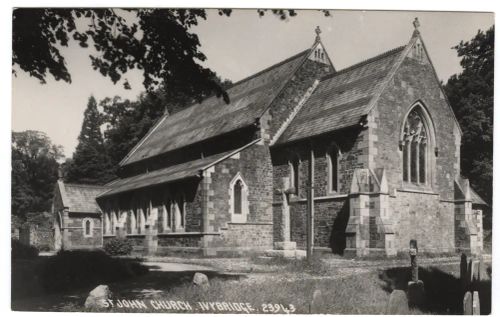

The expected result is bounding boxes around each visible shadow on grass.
[12,254,244,312]
[379,265,491,315]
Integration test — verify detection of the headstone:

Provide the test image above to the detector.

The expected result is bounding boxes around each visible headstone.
[84,285,112,309]
[472,291,480,315]
[463,291,472,315]
[460,253,468,292]
[310,289,324,313]
[408,280,425,308]
[193,272,209,288]
[386,290,409,314]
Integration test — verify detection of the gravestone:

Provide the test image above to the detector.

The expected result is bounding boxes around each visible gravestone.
[386,290,409,314]
[460,253,468,292]
[463,291,472,315]
[310,289,324,313]
[407,240,425,308]
[472,291,480,315]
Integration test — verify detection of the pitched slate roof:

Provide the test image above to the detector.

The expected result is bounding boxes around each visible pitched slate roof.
[119,49,312,167]
[100,140,260,198]
[60,182,106,213]
[276,46,406,144]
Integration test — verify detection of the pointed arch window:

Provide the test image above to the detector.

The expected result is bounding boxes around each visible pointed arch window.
[327,145,341,193]
[289,157,300,195]
[229,174,249,223]
[83,218,93,237]
[401,105,434,185]
[173,195,186,231]
[233,180,243,215]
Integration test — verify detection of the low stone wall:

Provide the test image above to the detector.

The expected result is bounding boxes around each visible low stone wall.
[18,212,55,251]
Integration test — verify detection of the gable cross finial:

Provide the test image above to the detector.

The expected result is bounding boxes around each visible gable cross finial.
[413,17,420,30]
[315,26,322,42]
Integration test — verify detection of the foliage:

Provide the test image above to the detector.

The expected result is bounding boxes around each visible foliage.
[13,8,330,106]
[104,238,133,255]
[11,239,39,259]
[12,130,63,219]
[65,96,115,184]
[38,250,148,292]
[444,26,494,204]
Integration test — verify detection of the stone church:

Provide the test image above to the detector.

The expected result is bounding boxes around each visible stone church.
[53,20,487,257]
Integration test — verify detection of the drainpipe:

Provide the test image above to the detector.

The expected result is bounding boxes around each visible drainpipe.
[306,144,315,261]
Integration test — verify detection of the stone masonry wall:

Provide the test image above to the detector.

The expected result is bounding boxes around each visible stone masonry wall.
[205,142,274,251]
[63,214,102,249]
[372,52,461,252]
[271,128,365,253]
[390,192,455,253]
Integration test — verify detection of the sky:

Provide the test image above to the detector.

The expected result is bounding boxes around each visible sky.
[11,9,494,158]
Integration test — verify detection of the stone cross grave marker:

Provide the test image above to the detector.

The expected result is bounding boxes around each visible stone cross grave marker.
[407,239,425,308]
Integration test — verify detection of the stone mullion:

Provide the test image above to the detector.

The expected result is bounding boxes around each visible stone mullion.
[406,139,411,182]
[415,138,420,184]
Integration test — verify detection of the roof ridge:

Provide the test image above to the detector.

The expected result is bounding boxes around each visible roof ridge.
[228,48,311,87]
[65,183,107,188]
[160,48,311,119]
[320,45,406,81]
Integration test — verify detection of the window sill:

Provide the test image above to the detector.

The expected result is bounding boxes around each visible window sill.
[158,232,220,236]
[127,233,146,237]
[397,187,438,195]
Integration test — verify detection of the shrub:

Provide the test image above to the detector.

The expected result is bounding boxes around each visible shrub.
[38,250,148,292]
[104,238,133,255]
[11,239,39,259]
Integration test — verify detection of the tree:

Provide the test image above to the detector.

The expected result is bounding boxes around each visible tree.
[13,8,329,108]
[444,26,494,205]
[65,96,114,184]
[12,130,64,219]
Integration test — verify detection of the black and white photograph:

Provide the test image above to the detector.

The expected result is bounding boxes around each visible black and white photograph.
[8,5,495,314]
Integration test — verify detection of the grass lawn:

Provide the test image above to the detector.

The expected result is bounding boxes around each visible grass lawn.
[12,253,492,314]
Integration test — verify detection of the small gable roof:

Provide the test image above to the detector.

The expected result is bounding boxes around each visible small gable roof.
[276,46,406,145]
[470,187,488,206]
[57,181,106,213]
[119,49,312,167]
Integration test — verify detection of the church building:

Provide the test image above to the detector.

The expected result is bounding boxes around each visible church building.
[52,20,487,257]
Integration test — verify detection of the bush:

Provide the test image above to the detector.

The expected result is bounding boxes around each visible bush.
[104,238,133,255]
[11,239,39,259]
[38,250,148,292]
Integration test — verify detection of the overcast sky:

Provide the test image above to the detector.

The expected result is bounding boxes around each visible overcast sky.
[11,9,494,158]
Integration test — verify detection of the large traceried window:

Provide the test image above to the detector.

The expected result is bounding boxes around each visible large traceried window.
[401,105,434,186]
